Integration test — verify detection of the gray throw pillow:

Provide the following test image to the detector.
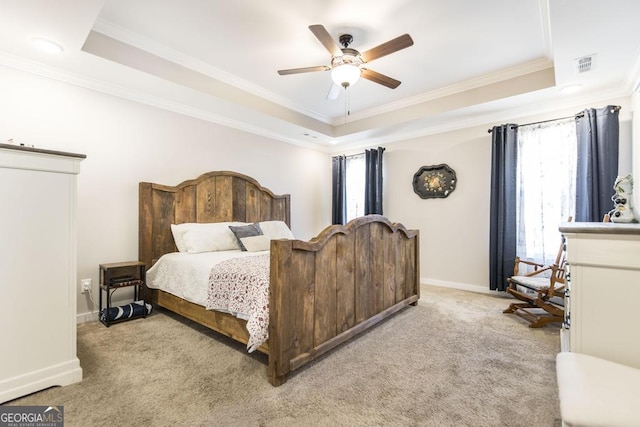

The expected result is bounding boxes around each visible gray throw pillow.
[229,223,263,251]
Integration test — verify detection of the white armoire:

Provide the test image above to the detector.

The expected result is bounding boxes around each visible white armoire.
[0,143,85,403]
[560,222,640,369]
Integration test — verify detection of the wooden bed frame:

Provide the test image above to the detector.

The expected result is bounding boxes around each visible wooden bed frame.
[139,171,420,386]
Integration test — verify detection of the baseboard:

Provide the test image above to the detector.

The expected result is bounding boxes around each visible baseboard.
[77,294,136,323]
[79,281,494,321]
[77,311,99,323]
[0,359,82,404]
[421,278,496,295]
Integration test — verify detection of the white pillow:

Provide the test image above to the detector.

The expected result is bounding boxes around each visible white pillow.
[259,220,295,240]
[240,235,271,252]
[170,222,246,253]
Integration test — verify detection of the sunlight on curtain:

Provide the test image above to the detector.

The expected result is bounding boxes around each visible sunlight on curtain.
[516,119,577,265]
[346,154,365,222]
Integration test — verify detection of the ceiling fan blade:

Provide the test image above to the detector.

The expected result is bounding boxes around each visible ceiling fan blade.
[361,68,401,89]
[326,83,341,100]
[360,34,414,63]
[309,24,343,57]
[278,65,330,75]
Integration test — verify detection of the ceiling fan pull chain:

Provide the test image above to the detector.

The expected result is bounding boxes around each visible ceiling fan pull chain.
[343,86,349,124]
[344,87,347,124]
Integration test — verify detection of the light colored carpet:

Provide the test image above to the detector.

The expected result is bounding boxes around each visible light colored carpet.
[7,286,562,426]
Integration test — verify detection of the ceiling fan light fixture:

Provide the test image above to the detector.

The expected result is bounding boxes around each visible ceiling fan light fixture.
[331,64,361,88]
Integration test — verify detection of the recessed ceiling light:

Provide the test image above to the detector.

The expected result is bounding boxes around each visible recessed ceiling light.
[560,84,583,95]
[31,37,63,54]
[329,139,339,145]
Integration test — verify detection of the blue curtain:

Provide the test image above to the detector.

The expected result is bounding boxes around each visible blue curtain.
[489,124,518,291]
[332,155,347,225]
[575,106,620,222]
[364,147,385,215]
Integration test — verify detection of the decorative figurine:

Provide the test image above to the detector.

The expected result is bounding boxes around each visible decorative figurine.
[608,174,637,223]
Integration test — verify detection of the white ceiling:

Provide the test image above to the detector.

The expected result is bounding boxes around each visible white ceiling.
[0,0,639,151]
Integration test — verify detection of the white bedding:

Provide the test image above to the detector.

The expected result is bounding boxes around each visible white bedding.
[146,250,269,313]
[146,219,295,351]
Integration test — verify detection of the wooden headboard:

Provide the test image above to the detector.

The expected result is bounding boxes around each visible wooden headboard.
[139,171,291,269]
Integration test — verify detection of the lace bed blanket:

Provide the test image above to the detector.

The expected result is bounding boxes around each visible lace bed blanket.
[205,254,270,352]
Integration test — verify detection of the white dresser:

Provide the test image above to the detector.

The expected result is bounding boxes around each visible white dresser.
[0,143,85,403]
[560,222,640,369]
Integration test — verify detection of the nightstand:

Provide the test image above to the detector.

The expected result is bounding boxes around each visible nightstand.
[99,261,149,327]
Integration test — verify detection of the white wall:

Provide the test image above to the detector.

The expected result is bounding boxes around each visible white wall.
[1,63,635,317]
[0,66,331,320]
[383,126,491,292]
[380,96,633,293]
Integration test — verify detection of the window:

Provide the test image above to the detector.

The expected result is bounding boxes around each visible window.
[332,147,383,225]
[516,119,577,265]
[345,154,365,222]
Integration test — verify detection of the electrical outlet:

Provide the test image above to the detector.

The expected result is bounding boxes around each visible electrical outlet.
[80,278,92,293]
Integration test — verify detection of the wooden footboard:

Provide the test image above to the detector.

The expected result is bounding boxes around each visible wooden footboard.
[139,171,419,386]
[267,215,419,385]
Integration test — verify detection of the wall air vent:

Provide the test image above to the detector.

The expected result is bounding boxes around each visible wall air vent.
[574,54,595,74]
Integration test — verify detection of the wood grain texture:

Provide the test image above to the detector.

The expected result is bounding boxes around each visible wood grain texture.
[336,232,356,332]
[139,172,419,387]
[270,215,420,383]
[139,171,290,269]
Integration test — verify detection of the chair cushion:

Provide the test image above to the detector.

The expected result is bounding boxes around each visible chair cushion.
[556,352,640,427]
[509,275,550,291]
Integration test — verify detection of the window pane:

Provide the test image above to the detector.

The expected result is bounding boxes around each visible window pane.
[346,154,365,222]
[516,119,577,265]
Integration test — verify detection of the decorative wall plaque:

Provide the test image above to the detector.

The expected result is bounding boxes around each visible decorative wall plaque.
[412,164,457,199]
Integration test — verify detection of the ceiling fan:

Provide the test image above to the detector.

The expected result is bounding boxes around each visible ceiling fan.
[278,25,414,99]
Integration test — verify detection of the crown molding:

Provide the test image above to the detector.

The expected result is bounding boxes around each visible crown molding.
[0,46,629,159]
[92,19,333,125]
[333,57,555,125]
[93,19,559,132]
[329,85,631,154]
[625,45,640,93]
[0,49,331,152]
[538,0,553,59]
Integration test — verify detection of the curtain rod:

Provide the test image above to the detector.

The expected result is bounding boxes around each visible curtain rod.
[487,114,578,133]
[486,105,621,133]
[332,152,364,160]
[333,147,385,159]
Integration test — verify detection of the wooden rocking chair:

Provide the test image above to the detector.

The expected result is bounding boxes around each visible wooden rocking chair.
[503,238,567,328]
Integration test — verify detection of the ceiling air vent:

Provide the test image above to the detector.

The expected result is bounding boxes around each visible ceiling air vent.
[574,55,595,74]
